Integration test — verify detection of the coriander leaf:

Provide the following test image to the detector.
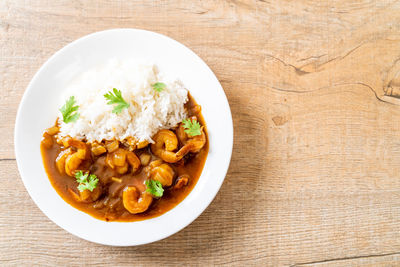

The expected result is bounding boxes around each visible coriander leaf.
[152,82,166,93]
[75,170,88,184]
[145,179,164,197]
[59,96,80,123]
[77,183,87,192]
[104,88,130,114]
[75,171,98,192]
[86,174,98,191]
[182,118,202,136]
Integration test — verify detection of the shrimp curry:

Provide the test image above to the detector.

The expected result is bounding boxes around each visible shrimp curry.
[40,96,208,222]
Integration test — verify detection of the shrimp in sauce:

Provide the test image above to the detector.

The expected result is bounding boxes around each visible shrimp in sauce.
[40,95,208,222]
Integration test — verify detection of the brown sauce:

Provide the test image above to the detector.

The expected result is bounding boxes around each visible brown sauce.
[40,95,208,222]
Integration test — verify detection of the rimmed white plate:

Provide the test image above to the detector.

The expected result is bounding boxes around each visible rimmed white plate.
[14,29,233,246]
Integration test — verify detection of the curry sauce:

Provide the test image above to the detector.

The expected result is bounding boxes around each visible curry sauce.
[40,96,208,222]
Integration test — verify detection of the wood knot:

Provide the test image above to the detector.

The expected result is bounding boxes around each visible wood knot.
[272,116,288,126]
[384,59,400,99]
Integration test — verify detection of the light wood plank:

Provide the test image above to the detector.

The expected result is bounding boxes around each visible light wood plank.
[1,0,400,266]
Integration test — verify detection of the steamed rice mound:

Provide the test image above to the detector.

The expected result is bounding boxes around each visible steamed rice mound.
[58,60,188,143]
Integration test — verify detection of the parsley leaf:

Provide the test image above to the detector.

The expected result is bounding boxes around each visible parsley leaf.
[145,179,164,197]
[59,96,80,123]
[75,171,98,192]
[104,88,130,114]
[152,82,166,93]
[182,118,202,136]
[75,170,88,184]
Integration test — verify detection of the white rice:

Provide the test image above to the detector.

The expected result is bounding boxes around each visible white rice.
[57,59,188,143]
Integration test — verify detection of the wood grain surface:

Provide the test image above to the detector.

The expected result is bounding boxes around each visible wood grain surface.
[1,0,400,266]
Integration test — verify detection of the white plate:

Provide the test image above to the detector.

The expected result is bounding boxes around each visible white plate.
[14,29,233,246]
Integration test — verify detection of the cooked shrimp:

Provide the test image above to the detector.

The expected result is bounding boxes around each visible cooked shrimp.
[176,122,188,144]
[176,116,206,153]
[186,130,206,153]
[122,187,153,214]
[57,138,89,176]
[152,163,175,187]
[105,149,141,173]
[62,138,88,158]
[69,139,88,159]
[65,153,83,176]
[126,151,141,171]
[149,159,163,168]
[151,130,193,163]
[55,148,73,175]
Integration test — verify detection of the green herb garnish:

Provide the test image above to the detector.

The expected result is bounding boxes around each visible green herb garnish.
[145,179,164,197]
[59,96,79,123]
[152,82,166,93]
[104,88,130,114]
[182,118,202,136]
[75,170,98,192]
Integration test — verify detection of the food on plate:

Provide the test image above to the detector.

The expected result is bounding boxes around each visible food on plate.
[40,61,208,222]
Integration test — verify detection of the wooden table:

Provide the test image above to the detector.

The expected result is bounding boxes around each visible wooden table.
[1,1,400,266]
